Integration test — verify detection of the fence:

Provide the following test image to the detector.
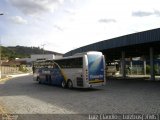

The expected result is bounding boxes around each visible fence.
[1,66,19,74]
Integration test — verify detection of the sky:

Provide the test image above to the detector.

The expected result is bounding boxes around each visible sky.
[0,0,160,54]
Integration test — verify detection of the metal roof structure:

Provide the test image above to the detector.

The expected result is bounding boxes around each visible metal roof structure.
[64,28,160,60]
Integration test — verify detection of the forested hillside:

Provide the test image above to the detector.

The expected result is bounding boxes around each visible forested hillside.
[1,45,62,60]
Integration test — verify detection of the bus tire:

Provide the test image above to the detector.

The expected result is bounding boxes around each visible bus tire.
[61,80,67,88]
[67,80,73,89]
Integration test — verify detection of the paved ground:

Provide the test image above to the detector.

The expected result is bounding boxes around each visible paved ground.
[0,75,160,119]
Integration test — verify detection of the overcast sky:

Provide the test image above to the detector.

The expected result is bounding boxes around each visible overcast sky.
[0,0,160,53]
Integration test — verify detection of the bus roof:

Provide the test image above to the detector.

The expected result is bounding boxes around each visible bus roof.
[33,51,103,62]
[55,51,102,61]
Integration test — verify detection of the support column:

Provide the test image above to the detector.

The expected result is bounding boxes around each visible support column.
[122,51,126,78]
[130,58,133,75]
[144,59,146,75]
[158,64,160,75]
[150,47,155,80]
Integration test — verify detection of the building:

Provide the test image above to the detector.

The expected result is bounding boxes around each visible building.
[31,53,63,61]
[1,60,23,67]
[64,28,160,80]
[14,53,63,66]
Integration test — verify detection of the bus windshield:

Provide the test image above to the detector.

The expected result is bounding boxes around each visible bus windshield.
[87,54,105,82]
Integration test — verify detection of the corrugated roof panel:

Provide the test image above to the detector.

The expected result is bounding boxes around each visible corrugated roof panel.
[64,28,160,57]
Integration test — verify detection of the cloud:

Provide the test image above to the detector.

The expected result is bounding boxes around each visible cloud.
[64,8,76,15]
[53,24,63,31]
[132,10,160,17]
[10,16,28,24]
[154,10,160,17]
[132,11,153,17]
[10,0,64,15]
[98,18,116,23]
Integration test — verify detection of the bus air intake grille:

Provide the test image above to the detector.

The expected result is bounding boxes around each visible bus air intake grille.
[76,77,83,87]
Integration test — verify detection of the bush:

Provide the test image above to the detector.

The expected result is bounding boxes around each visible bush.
[19,65,28,72]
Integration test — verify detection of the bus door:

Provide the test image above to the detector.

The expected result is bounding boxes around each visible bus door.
[41,67,51,84]
[50,64,64,85]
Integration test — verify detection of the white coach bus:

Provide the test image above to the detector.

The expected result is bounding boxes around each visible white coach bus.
[33,51,106,88]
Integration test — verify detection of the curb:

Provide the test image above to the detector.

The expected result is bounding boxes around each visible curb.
[7,73,32,78]
[0,73,32,82]
[0,76,11,82]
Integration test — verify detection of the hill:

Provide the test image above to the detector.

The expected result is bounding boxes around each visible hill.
[1,45,63,60]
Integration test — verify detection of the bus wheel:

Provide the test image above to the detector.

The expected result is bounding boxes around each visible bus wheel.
[67,80,73,89]
[61,80,67,88]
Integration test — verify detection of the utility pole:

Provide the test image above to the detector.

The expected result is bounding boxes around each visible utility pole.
[0,13,4,79]
[41,44,46,60]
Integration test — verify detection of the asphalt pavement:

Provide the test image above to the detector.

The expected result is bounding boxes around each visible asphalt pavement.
[0,75,160,120]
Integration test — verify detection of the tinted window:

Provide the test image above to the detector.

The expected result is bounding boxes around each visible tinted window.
[55,57,82,68]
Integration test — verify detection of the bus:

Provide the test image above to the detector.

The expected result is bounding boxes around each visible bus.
[33,51,106,88]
